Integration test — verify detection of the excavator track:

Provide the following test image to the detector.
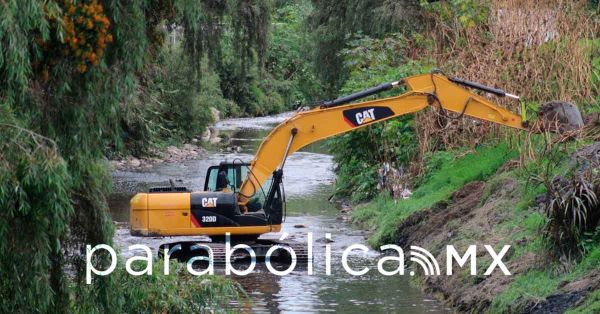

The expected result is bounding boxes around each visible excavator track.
[158,239,309,266]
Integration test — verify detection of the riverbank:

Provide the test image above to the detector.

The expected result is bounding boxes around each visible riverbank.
[347,139,600,313]
[108,110,290,171]
[109,143,208,170]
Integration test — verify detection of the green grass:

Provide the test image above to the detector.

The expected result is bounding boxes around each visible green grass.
[490,245,600,313]
[566,289,600,314]
[353,142,518,246]
[486,176,548,260]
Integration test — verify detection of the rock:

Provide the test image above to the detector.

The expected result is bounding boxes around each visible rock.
[525,291,587,314]
[192,138,199,143]
[293,224,306,228]
[183,143,194,150]
[129,158,141,167]
[210,107,220,122]
[208,127,221,144]
[166,146,179,156]
[316,237,334,243]
[574,141,600,169]
[109,160,121,169]
[538,101,584,132]
[201,128,211,142]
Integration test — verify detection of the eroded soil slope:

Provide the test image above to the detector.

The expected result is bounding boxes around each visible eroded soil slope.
[392,163,599,313]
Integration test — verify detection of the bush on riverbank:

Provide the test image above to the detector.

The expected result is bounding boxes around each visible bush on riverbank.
[73,262,241,313]
[0,1,278,311]
[0,114,241,313]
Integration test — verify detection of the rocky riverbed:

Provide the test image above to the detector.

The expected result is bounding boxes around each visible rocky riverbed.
[109,143,208,171]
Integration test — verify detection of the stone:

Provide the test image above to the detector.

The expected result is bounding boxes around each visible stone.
[316,237,334,243]
[201,128,211,142]
[210,107,220,122]
[166,146,179,155]
[538,101,584,132]
[129,158,141,167]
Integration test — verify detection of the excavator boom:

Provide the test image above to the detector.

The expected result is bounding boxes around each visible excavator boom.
[130,72,581,243]
[238,73,525,204]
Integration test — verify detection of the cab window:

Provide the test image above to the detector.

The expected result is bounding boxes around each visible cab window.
[204,164,249,192]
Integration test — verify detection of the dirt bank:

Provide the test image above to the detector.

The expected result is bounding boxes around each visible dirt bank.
[387,175,598,313]
[392,179,518,312]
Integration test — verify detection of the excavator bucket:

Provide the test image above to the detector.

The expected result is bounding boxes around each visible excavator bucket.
[537,101,584,133]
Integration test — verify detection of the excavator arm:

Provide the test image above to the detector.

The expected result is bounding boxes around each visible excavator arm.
[129,72,582,240]
[238,73,526,204]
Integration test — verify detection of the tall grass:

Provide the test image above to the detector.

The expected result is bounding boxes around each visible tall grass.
[413,0,599,175]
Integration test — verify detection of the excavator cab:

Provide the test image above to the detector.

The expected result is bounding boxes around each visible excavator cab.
[204,162,270,211]
[130,160,284,238]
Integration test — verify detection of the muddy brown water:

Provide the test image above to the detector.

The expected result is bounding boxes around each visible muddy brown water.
[109,112,450,313]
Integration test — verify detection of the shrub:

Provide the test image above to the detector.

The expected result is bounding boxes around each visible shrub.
[0,120,73,312]
[543,164,599,264]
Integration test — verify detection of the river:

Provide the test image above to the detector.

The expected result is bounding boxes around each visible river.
[109,112,449,313]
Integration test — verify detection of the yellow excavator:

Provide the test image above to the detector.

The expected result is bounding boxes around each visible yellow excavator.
[129,72,582,261]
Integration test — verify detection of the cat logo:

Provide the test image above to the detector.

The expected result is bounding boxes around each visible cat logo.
[355,108,376,125]
[343,106,395,127]
[201,197,218,208]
